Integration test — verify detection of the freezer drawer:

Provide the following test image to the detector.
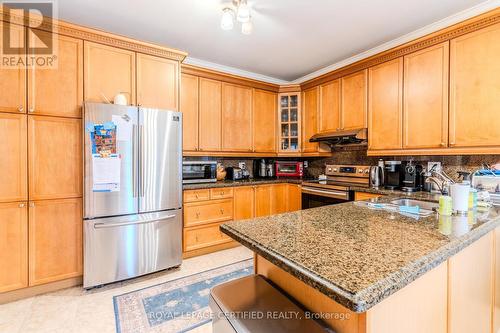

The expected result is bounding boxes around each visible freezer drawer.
[83,209,182,288]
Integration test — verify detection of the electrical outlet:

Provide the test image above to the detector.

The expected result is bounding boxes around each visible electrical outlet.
[238,162,246,170]
[427,161,441,173]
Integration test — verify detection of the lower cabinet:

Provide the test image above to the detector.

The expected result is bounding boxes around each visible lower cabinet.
[183,183,302,258]
[28,198,83,286]
[0,202,28,293]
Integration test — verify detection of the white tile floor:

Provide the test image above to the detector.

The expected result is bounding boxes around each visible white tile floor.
[0,246,253,333]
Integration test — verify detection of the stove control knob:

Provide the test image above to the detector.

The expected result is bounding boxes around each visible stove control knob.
[358,169,363,173]
[364,169,370,174]
[333,168,338,172]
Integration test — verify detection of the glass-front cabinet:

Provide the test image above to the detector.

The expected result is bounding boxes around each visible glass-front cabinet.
[278,93,301,153]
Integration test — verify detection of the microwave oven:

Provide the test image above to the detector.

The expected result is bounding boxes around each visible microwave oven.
[275,161,303,178]
[182,161,217,184]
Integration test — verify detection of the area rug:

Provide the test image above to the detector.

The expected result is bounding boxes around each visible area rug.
[113,259,253,333]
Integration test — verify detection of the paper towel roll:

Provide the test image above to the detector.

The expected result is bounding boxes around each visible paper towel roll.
[451,183,470,213]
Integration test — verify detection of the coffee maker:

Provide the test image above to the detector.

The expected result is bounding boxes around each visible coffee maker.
[253,159,274,178]
[400,161,423,192]
[384,161,403,190]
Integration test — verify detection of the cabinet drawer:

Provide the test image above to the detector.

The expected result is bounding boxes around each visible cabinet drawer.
[184,199,233,227]
[184,223,232,252]
[210,187,233,199]
[183,189,210,203]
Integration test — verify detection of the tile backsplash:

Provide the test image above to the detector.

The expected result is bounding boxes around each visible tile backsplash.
[184,153,500,181]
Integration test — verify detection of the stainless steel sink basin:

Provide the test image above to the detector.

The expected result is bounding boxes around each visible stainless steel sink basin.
[390,198,439,211]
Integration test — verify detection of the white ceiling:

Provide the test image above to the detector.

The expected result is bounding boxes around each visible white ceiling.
[56,0,496,83]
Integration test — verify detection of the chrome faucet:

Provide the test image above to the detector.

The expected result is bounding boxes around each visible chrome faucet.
[425,165,455,195]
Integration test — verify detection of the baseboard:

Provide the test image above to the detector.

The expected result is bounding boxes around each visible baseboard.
[183,241,240,259]
[0,276,82,304]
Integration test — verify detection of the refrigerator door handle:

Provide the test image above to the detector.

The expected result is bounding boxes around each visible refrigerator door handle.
[132,124,137,197]
[139,124,145,198]
[93,214,176,229]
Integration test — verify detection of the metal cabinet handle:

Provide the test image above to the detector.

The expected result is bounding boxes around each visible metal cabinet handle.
[29,202,35,208]
[196,212,200,218]
[440,142,446,147]
[220,208,224,214]
[195,193,199,199]
[28,108,34,113]
[18,105,24,112]
[19,203,25,208]
[220,191,224,195]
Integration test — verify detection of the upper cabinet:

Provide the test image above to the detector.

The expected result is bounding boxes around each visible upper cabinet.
[84,41,136,105]
[137,54,179,110]
[199,78,222,151]
[341,69,367,130]
[450,23,500,148]
[0,22,26,114]
[221,83,253,152]
[0,113,27,203]
[28,31,83,118]
[368,58,403,150]
[403,42,449,149]
[278,93,301,153]
[319,79,341,133]
[181,73,199,151]
[253,89,277,153]
[302,87,319,153]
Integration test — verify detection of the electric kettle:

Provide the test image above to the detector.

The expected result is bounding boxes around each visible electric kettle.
[369,165,384,188]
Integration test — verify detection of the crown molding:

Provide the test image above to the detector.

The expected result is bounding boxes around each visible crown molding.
[183,57,289,85]
[293,0,500,84]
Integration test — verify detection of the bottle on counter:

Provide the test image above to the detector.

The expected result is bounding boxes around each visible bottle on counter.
[439,195,453,216]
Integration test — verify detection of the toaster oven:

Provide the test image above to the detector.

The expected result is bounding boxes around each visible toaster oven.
[275,161,303,178]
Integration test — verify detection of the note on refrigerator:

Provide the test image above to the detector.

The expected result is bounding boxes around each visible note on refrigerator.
[112,114,133,141]
[92,154,121,192]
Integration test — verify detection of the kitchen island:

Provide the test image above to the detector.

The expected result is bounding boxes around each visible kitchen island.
[220,193,500,333]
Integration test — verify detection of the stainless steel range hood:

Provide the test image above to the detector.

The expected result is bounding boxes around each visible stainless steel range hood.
[309,128,367,150]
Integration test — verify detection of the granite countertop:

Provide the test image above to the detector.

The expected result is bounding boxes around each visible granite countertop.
[220,193,500,313]
[183,178,302,190]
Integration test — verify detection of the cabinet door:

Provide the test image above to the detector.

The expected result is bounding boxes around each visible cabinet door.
[319,80,341,132]
[368,58,403,150]
[28,116,82,200]
[255,185,271,217]
[0,113,27,203]
[448,233,493,333]
[302,87,319,152]
[222,83,252,151]
[181,74,199,151]
[403,42,449,149]
[199,78,221,151]
[84,41,136,104]
[341,70,367,130]
[271,184,287,215]
[234,186,255,221]
[253,89,276,153]
[0,22,26,114]
[450,23,500,148]
[29,198,82,285]
[0,202,28,292]
[28,31,83,118]
[137,54,178,110]
[287,184,302,212]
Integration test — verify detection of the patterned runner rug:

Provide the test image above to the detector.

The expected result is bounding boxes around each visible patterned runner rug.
[113,259,253,333]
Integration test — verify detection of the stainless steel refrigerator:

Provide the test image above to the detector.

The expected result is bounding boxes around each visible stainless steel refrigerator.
[83,102,182,288]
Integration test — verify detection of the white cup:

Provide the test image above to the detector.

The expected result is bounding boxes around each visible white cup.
[450,183,470,213]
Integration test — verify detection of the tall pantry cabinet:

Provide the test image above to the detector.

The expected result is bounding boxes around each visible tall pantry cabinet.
[0,26,83,292]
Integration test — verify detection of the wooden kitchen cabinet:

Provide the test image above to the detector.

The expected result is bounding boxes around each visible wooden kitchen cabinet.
[449,23,500,148]
[319,79,341,133]
[368,58,403,150]
[278,93,301,153]
[180,73,199,151]
[28,116,82,200]
[271,183,288,214]
[403,42,449,149]
[253,89,277,153]
[199,78,222,151]
[137,53,179,110]
[0,202,28,293]
[0,22,26,114]
[84,41,136,104]
[287,184,302,212]
[302,87,319,152]
[184,199,233,228]
[234,186,255,221]
[341,69,367,130]
[255,185,272,217]
[0,113,27,203]
[222,83,253,152]
[184,222,232,253]
[28,31,83,118]
[29,198,82,286]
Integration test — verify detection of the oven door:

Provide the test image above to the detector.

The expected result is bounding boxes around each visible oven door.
[301,186,351,209]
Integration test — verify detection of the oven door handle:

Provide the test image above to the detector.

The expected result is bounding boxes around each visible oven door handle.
[301,187,349,200]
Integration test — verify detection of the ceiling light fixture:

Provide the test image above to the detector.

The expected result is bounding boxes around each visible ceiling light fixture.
[220,0,253,34]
